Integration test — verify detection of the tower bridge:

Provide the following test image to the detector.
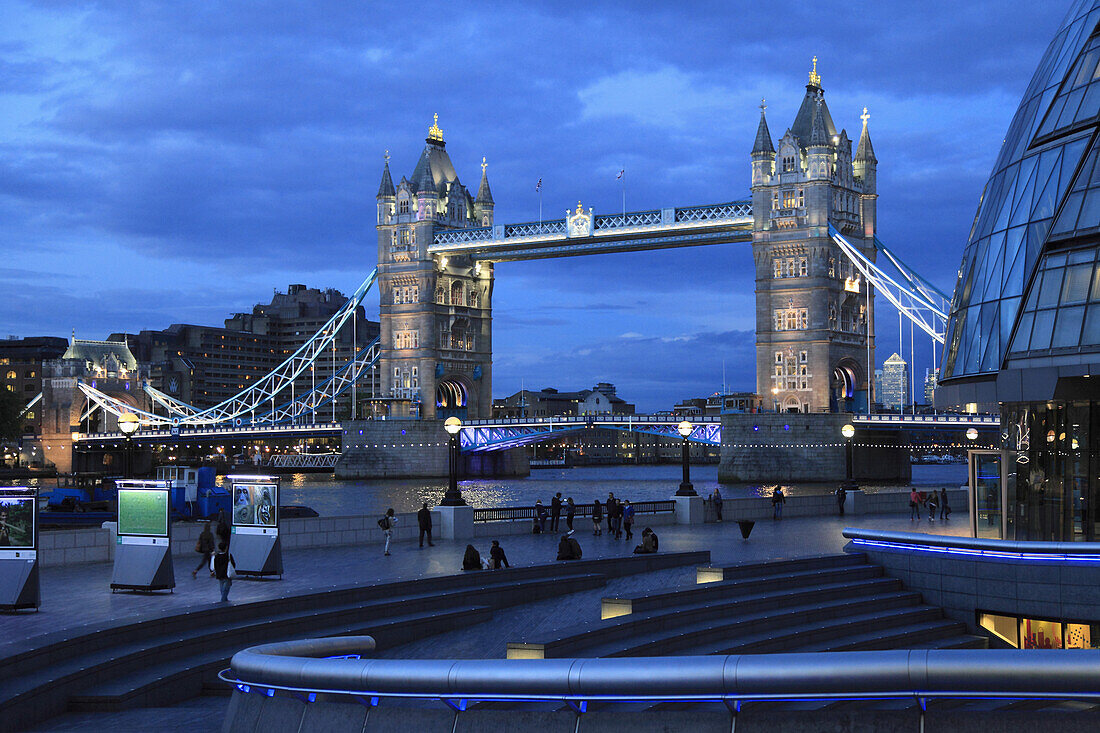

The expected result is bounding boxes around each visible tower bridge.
[54,60,981,479]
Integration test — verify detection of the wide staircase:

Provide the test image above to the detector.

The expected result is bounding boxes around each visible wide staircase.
[507,553,987,659]
[0,551,707,731]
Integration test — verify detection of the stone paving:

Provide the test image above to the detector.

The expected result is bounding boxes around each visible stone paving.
[11,510,967,732]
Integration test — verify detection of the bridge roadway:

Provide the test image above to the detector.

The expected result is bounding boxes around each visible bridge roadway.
[73,413,999,452]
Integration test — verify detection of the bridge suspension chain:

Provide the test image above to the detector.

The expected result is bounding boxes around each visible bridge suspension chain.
[829,224,948,344]
[80,268,378,428]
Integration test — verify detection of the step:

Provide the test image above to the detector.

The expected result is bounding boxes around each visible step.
[510,577,903,659]
[585,592,924,659]
[603,563,882,618]
[799,619,968,652]
[908,634,989,650]
[0,572,604,711]
[67,604,494,713]
[696,553,867,583]
[680,606,946,656]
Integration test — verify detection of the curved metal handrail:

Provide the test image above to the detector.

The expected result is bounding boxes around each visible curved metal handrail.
[844,527,1100,557]
[224,641,1100,703]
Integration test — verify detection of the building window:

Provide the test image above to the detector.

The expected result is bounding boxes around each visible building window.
[799,350,807,363]
[469,288,480,308]
[24,411,34,420]
[772,192,779,209]
[4,370,14,380]
[799,258,808,277]
[398,197,409,214]
[775,352,783,364]
[782,189,799,208]
[411,366,419,388]
[774,259,783,278]
[450,281,464,307]
[393,330,419,349]
[400,229,411,245]
[774,308,809,331]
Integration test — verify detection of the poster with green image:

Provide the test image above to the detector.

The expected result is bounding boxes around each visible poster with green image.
[117,489,169,537]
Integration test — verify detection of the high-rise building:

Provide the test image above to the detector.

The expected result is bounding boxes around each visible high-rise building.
[880,353,909,411]
[938,0,1100,541]
[752,58,878,414]
[924,367,939,406]
[0,336,68,436]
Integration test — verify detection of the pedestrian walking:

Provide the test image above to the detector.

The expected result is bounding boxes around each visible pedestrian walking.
[622,499,635,540]
[909,489,922,522]
[606,493,618,534]
[927,492,938,523]
[592,499,603,536]
[940,487,951,520]
[712,489,723,522]
[835,485,847,516]
[535,500,548,533]
[417,502,434,548]
[379,507,397,555]
[565,497,576,531]
[215,509,231,550]
[772,487,786,519]
[556,531,583,561]
[489,539,509,569]
[192,521,216,579]
[211,541,236,603]
[462,544,484,571]
[550,492,562,532]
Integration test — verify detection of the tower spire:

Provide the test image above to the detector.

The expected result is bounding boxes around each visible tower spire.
[855,106,877,163]
[476,156,494,205]
[808,55,821,87]
[752,97,775,155]
[377,149,395,198]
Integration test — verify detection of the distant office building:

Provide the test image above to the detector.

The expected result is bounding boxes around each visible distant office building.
[0,336,69,436]
[874,369,883,407]
[924,367,939,406]
[116,284,379,417]
[493,383,634,418]
[880,353,909,411]
[674,392,761,416]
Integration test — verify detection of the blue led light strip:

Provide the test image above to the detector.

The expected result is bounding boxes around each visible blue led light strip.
[850,538,1100,563]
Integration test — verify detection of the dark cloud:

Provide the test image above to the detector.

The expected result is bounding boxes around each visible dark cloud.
[0,0,1065,408]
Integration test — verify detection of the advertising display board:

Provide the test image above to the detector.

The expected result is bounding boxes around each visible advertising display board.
[228,475,283,578]
[0,490,35,550]
[117,488,170,537]
[232,482,278,528]
[0,487,40,610]
[111,481,174,592]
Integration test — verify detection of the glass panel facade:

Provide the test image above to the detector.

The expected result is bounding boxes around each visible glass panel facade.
[1007,246,1100,354]
[943,2,1100,380]
[980,610,1100,649]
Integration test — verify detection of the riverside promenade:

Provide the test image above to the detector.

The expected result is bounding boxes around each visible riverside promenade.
[4,509,968,732]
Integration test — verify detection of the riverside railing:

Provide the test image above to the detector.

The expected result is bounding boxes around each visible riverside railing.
[223,639,1100,711]
[472,500,674,523]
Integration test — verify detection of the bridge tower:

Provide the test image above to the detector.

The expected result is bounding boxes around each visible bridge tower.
[375,116,494,420]
[751,59,878,413]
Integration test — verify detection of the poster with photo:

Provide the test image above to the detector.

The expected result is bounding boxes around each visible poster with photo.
[117,489,169,537]
[232,483,278,528]
[0,495,35,549]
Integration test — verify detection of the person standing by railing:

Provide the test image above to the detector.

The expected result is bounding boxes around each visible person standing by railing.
[606,492,618,535]
[592,499,603,536]
[417,502,434,548]
[711,489,723,522]
[565,497,576,531]
[535,500,547,533]
[550,492,562,532]
[622,500,635,541]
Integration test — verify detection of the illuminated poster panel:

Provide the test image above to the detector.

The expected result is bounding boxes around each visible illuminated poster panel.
[117,488,169,537]
[0,489,35,550]
[232,482,278,528]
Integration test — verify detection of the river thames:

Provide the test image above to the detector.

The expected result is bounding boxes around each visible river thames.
[215,463,969,517]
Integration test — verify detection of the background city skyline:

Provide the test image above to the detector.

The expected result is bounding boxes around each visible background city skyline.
[0,1,1066,410]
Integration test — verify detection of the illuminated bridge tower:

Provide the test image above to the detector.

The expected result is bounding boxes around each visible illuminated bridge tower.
[375,116,494,420]
[751,59,879,413]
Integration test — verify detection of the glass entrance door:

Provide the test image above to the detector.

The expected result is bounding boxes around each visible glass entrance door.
[970,449,1004,539]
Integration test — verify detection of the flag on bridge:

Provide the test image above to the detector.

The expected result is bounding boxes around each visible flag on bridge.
[617,169,624,179]
[536,178,542,192]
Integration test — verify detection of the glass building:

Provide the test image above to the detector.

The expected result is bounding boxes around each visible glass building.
[939,0,1100,540]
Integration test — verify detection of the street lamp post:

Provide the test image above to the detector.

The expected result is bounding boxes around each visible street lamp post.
[676,420,697,497]
[118,412,140,479]
[965,427,978,442]
[841,423,856,489]
[441,416,466,506]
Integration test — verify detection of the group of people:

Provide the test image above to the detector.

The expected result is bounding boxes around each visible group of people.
[910,487,952,522]
[462,540,510,570]
[534,493,577,533]
[191,510,237,602]
[589,492,636,540]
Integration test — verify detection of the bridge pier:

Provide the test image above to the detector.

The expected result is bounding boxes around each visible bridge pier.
[718,413,910,484]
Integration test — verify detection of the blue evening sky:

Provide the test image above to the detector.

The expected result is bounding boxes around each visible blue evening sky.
[0,1,1064,410]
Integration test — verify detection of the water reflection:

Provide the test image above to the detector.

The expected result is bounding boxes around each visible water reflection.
[213,464,967,518]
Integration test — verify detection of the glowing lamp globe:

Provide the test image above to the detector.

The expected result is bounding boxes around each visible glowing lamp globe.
[965,427,979,441]
[444,416,463,435]
[677,420,693,438]
[118,413,140,435]
[841,424,855,439]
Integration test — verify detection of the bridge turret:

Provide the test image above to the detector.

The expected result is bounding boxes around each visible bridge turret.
[474,156,494,227]
[751,100,776,232]
[854,107,878,237]
[376,151,395,225]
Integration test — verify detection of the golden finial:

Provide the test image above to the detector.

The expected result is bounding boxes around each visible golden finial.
[384,149,390,163]
[575,200,584,215]
[860,106,870,126]
[809,56,821,87]
[481,156,487,175]
[428,113,444,142]
[760,97,767,113]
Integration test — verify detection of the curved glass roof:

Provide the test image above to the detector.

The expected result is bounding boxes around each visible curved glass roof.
[942,0,1100,380]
